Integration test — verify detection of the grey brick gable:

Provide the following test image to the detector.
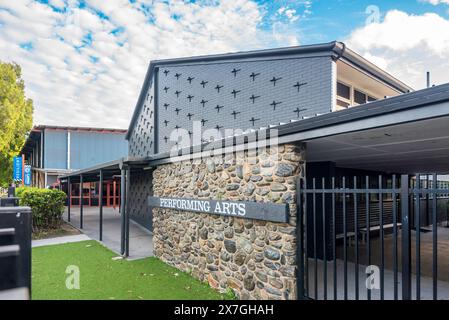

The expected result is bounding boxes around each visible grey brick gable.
[156,56,334,153]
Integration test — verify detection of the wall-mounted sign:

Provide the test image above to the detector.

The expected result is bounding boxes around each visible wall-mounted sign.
[148,196,289,223]
[13,156,22,181]
[24,165,31,186]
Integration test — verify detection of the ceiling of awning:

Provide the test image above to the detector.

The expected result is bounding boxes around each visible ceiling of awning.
[306,115,449,174]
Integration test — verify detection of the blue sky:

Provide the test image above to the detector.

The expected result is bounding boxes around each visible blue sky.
[1,0,449,128]
[286,0,449,43]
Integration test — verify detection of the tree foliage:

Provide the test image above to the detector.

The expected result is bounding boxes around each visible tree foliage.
[0,61,33,186]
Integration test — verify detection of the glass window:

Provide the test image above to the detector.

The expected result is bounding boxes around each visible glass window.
[337,99,350,108]
[368,96,377,102]
[337,82,350,99]
[354,90,367,104]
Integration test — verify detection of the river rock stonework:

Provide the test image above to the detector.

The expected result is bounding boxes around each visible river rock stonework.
[152,144,305,300]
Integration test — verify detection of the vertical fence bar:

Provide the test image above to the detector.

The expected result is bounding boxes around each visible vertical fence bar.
[332,177,337,300]
[322,178,327,300]
[366,176,371,300]
[401,175,412,300]
[343,177,348,300]
[296,177,305,300]
[313,178,318,300]
[379,175,384,300]
[392,175,398,300]
[353,176,359,300]
[432,173,438,300]
[320,178,326,300]
[304,177,309,297]
[415,174,421,300]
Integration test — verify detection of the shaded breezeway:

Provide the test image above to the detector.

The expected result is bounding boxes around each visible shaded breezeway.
[307,227,449,300]
[63,206,153,260]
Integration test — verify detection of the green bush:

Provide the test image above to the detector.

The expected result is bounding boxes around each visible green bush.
[16,187,66,230]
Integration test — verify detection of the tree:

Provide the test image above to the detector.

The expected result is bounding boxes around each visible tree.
[0,61,33,186]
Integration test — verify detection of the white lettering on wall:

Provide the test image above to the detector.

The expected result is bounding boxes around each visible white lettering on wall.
[159,198,247,217]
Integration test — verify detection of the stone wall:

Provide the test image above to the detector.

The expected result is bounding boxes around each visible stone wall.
[152,144,305,300]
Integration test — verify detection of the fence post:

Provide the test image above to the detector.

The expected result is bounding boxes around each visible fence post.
[401,175,412,300]
[296,177,305,300]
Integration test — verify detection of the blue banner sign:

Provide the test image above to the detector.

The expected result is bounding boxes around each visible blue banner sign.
[24,165,31,186]
[13,156,22,181]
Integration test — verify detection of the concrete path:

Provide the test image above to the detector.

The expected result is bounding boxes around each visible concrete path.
[32,234,90,248]
[63,206,154,260]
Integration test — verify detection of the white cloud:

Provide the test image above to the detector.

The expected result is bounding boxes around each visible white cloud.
[48,0,66,10]
[421,0,449,5]
[346,10,449,89]
[0,0,300,129]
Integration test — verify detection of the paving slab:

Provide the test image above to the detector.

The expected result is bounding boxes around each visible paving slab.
[32,234,90,248]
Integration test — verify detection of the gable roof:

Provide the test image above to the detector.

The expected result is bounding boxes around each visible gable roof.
[125,41,413,140]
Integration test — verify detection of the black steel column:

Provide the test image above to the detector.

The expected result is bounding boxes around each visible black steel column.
[99,169,103,241]
[80,174,83,229]
[401,175,411,300]
[120,168,126,255]
[296,176,304,300]
[67,176,71,222]
[125,169,131,257]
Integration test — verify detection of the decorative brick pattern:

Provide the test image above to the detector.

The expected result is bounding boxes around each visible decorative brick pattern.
[157,57,333,153]
[128,170,153,230]
[129,82,155,157]
[152,144,306,300]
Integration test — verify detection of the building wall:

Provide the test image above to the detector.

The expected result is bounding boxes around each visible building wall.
[152,144,305,299]
[69,131,128,170]
[156,57,334,153]
[129,80,156,157]
[128,170,153,231]
[127,56,334,157]
[44,130,68,169]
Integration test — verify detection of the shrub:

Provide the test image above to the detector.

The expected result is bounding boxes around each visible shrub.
[17,187,66,231]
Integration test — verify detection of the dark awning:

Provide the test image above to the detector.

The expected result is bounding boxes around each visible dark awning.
[58,157,151,183]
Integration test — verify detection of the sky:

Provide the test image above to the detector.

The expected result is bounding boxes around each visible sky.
[1,0,449,130]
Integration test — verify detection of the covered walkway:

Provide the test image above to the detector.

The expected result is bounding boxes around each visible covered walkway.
[59,157,152,258]
[63,206,153,260]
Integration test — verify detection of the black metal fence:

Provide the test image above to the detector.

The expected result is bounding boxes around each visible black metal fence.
[0,206,32,299]
[296,174,449,300]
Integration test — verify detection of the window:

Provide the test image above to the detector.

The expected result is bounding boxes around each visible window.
[336,82,351,110]
[337,82,350,100]
[337,99,350,108]
[336,81,378,110]
[354,90,367,105]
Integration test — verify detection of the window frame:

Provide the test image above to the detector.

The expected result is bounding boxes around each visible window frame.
[336,80,379,110]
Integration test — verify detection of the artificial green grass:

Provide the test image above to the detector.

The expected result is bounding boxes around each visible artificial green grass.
[32,240,228,300]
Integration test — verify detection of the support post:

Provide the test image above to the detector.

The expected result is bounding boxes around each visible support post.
[401,175,411,300]
[99,169,103,241]
[67,176,71,222]
[120,168,126,255]
[80,174,83,229]
[125,169,131,257]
